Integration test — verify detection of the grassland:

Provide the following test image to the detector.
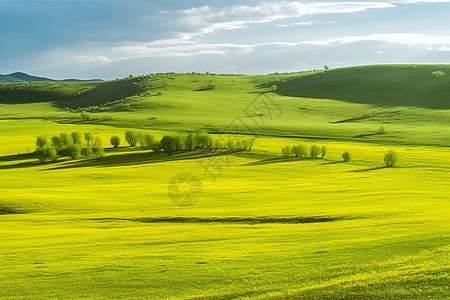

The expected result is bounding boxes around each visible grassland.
[0,65,449,299]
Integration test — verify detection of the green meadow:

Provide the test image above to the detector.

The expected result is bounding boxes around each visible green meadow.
[0,65,449,299]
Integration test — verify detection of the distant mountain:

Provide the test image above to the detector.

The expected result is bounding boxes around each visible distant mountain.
[0,72,103,83]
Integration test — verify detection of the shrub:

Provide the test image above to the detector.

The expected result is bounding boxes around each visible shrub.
[110,136,120,148]
[384,150,398,167]
[140,133,154,149]
[310,145,320,158]
[342,152,351,162]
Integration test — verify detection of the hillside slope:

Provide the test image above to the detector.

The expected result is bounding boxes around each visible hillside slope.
[269,65,450,109]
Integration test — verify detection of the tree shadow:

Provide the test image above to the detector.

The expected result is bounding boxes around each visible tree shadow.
[245,156,309,166]
[0,153,35,163]
[42,150,231,171]
[352,132,386,138]
[320,161,344,165]
[346,166,387,173]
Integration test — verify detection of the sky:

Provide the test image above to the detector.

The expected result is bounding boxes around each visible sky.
[1,0,450,79]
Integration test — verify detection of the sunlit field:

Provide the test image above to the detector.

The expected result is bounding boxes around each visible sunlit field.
[1,65,449,298]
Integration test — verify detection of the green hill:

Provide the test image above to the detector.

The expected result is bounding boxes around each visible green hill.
[269,65,450,109]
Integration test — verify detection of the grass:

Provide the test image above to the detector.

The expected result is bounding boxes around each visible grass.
[0,65,449,299]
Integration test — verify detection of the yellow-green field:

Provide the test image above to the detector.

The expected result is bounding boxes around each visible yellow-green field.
[0,66,449,299]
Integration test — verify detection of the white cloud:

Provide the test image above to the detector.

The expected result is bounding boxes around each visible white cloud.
[178,1,394,36]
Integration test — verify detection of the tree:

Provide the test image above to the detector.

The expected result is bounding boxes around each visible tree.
[321,146,327,159]
[93,136,102,148]
[36,136,48,148]
[324,65,329,70]
[431,71,445,78]
[36,146,57,162]
[35,147,48,162]
[150,141,162,152]
[60,133,72,150]
[51,136,64,152]
[342,152,351,162]
[310,145,320,158]
[139,133,154,149]
[291,145,301,157]
[185,133,194,151]
[67,144,81,159]
[160,135,176,156]
[93,146,105,157]
[48,148,58,162]
[110,136,120,148]
[84,133,94,147]
[71,132,82,146]
[81,147,92,157]
[384,150,398,167]
[125,130,139,147]
[271,84,278,91]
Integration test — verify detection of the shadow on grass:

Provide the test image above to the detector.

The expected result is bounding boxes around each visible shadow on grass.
[245,156,309,166]
[320,161,344,165]
[0,153,35,163]
[0,205,27,215]
[0,160,41,170]
[89,215,356,224]
[352,132,386,138]
[43,150,231,171]
[346,166,388,173]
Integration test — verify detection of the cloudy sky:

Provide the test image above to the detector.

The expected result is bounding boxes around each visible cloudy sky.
[1,0,449,79]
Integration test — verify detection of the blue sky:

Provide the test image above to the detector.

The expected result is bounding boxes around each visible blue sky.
[1,0,449,79]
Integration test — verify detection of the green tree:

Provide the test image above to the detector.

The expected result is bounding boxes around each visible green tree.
[185,133,194,151]
[324,65,329,70]
[71,132,82,146]
[125,130,139,147]
[81,147,92,157]
[48,148,58,162]
[93,136,102,148]
[150,141,162,152]
[431,71,445,78]
[93,146,105,157]
[84,133,94,147]
[35,147,48,162]
[67,144,81,159]
[60,133,72,150]
[342,152,351,162]
[310,145,320,158]
[51,136,64,152]
[110,136,120,148]
[36,136,48,148]
[160,135,176,156]
[321,146,327,159]
[384,150,398,167]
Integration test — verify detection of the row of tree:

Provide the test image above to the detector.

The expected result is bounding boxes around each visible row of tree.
[123,130,254,156]
[35,130,255,162]
[35,132,104,162]
[281,144,327,159]
[281,145,398,167]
